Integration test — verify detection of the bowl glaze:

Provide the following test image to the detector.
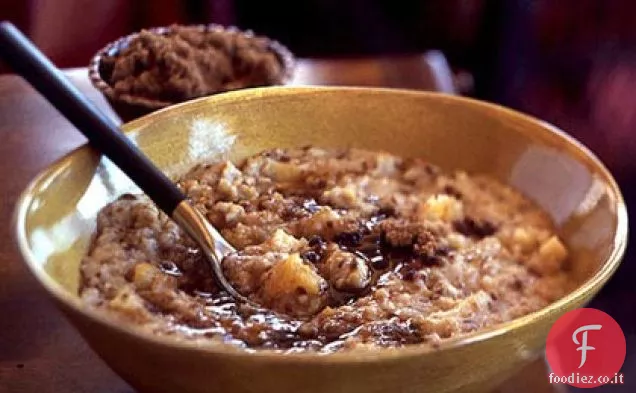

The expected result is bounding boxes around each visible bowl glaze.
[14,87,627,393]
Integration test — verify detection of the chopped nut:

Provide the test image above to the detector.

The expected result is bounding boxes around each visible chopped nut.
[263,160,304,182]
[322,185,359,208]
[217,178,237,199]
[539,236,568,263]
[132,262,158,290]
[418,194,463,222]
[214,202,245,225]
[447,233,469,249]
[108,287,152,323]
[321,248,370,291]
[373,153,398,176]
[220,161,242,184]
[527,236,568,275]
[264,229,305,253]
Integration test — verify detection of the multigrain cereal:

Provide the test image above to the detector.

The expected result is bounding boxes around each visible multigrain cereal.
[80,147,572,352]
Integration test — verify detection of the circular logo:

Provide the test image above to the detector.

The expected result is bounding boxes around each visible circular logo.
[546,308,626,388]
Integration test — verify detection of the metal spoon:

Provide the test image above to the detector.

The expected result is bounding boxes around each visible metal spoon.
[0,21,251,304]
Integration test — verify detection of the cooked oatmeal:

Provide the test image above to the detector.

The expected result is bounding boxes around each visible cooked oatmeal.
[80,147,572,352]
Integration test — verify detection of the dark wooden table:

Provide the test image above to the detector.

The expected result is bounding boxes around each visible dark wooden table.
[0,57,562,393]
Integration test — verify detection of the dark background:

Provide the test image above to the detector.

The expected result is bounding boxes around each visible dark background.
[1,1,634,391]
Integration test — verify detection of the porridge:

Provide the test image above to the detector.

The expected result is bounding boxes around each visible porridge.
[80,147,572,352]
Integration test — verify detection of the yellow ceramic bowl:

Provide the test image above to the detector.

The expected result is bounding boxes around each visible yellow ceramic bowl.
[14,87,627,393]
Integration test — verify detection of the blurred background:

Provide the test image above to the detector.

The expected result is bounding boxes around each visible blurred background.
[1,0,634,391]
[2,0,635,172]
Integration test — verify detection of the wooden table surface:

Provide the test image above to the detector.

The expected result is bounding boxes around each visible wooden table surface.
[0,57,561,393]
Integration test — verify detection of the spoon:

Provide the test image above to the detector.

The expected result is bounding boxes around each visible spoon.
[0,21,252,304]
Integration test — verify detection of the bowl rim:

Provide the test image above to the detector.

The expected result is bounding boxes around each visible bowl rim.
[14,86,628,363]
[88,23,296,110]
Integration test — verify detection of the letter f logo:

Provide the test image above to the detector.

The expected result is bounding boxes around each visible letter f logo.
[572,324,602,368]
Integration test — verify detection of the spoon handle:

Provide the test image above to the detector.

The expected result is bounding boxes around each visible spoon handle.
[0,21,185,214]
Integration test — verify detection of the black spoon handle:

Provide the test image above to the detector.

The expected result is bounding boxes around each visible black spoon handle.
[0,21,185,214]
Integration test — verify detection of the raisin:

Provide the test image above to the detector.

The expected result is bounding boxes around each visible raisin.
[402,268,417,281]
[435,245,450,257]
[376,206,396,218]
[417,253,443,266]
[442,185,463,199]
[453,217,497,239]
[511,278,524,291]
[301,251,321,264]
[334,231,363,247]
[308,235,325,248]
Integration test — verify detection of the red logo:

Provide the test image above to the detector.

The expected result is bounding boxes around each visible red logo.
[546,308,626,388]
